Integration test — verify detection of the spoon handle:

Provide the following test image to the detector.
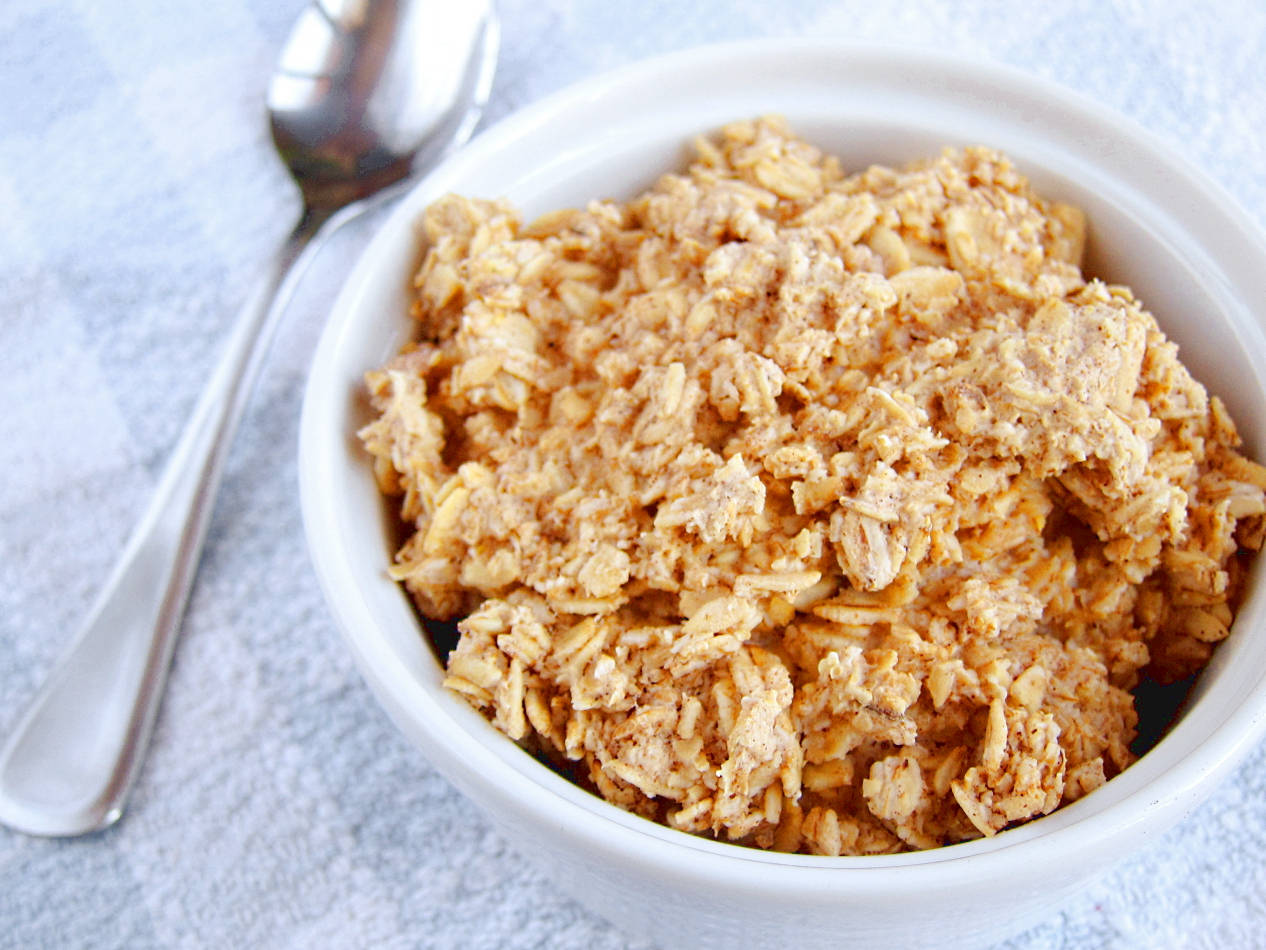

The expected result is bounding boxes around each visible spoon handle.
[0,209,334,837]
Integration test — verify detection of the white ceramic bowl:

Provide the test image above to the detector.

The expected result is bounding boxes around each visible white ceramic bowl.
[299,41,1266,949]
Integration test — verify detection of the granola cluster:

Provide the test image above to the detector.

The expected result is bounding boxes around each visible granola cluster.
[360,118,1266,854]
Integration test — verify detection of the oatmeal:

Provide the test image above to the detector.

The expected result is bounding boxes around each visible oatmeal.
[359,118,1266,854]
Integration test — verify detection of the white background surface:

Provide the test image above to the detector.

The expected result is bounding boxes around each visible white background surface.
[1,1,1265,947]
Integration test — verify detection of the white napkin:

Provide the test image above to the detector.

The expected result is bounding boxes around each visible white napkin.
[2,0,1264,947]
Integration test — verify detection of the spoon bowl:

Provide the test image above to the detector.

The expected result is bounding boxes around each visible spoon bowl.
[0,0,497,838]
[270,0,498,212]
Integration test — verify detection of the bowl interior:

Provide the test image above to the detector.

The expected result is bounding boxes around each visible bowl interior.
[300,42,1266,873]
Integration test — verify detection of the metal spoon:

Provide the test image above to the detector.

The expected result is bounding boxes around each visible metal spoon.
[0,0,498,837]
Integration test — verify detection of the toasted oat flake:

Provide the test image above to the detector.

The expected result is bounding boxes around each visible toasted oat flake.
[361,117,1266,854]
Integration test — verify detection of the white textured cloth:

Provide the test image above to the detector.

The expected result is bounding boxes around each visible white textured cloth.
[2,1,1265,947]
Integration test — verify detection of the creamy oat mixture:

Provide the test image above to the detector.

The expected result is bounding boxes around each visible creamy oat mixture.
[359,118,1266,854]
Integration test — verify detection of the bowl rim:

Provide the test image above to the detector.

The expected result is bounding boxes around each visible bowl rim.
[299,37,1266,888]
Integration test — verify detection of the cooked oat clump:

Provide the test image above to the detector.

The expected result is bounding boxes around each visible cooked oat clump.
[360,117,1266,854]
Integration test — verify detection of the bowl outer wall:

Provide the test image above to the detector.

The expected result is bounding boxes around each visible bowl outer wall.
[299,40,1266,948]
